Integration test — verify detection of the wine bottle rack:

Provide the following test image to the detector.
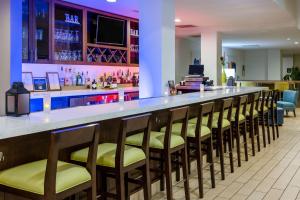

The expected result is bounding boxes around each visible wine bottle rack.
[87,46,128,65]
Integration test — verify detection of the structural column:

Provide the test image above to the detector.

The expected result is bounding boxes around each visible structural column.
[139,0,176,98]
[201,31,222,85]
[0,0,22,116]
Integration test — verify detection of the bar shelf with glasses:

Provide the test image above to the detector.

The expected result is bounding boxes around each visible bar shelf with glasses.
[54,4,83,62]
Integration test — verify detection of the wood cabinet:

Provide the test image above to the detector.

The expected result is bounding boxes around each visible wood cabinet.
[22,0,139,67]
[22,0,51,63]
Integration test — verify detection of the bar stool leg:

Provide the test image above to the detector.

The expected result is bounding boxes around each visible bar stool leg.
[208,136,216,188]
[196,138,204,198]
[261,114,267,147]
[249,119,255,156]
[235,124,242,167]
[116,172,125,200]
[266,112,271,144]
[142,161,151,200]
[242,122,249,161]
[275,109,279,138]
[165,152,173,200]
[187,142,191,175]
[217,130,226,180]
[125,173,129,200]
[100,173,107,200]
[175,152,181,182]
[271,109,276,141]
[160,152,165,191]
[228,128,234,173]
[182,148,190,200]
[255,117,261,152]
[86,187,96,200]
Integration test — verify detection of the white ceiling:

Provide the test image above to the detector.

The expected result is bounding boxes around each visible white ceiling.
[175,0,300,50]
[64,0,300,50]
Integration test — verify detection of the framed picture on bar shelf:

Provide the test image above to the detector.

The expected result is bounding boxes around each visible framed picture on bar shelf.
[22,72,34,92]
[33,77,48,92]
[46,72,61,91]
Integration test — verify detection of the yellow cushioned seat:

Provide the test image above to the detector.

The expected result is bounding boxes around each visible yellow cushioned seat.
[258,102,269,112]
[71,143,146,168]
[125,131,185,149]
[246,105,258,116]
[189,114,231,129]
[0,159,91,195]
[160,123,211,138]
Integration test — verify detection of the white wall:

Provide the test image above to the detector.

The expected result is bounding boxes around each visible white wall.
[222,47,245,80]
[244,49,268,80]
[282,56,293,77]
[267,49,281,80]
[223,48,282,80]
[201,31,222,85]
[175,36,201,83]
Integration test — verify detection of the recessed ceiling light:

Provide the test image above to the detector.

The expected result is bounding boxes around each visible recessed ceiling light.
[107,0,117,3]
[174,18,182,23]
[295,41,299,45]
[287,38,291,41]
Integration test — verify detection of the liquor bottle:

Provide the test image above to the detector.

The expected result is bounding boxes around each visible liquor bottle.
[91,79,97,90]
[81,72,86,86]
[76,72,82,86]
[59,67,65,86]
[72,69,77,86]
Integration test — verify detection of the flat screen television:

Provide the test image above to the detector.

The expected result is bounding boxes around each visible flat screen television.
[189,65,204,76]
[96,15,126,46]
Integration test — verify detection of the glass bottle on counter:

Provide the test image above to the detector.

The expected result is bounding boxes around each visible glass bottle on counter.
[59,66,65,86]
[81,72,86,86]
[76,72,82,86]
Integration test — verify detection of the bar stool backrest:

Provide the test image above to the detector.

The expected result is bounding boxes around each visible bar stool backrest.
[260,90,271,111]
[165,106,189,149]
[216,98,233,128]
[46,123,100,198]
[271,90,279,109]
[236,95,248,121]
[116,114,152,169]
[195,102,215,138]
[248,92,260,117]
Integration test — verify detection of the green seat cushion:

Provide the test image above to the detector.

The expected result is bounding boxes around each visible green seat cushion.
[125,131,184,149]
[0,160,91,195]
[246,105,258,116]
[160,123,211,138]
[190,115,231,129]
[71,143,146,168]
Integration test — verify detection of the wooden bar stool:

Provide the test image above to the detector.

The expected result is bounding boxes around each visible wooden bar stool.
[126,107,190,200]
[231,95,248,167]
[189,98,234,180]
[246,92,261,156]
[215,98,234,180]
[0,123,100,200]
[269,90,280,140]
[188,99,234,180]
[165,102,215,198]
[71,114,152,200]
[185,102,215,198]
[259,90,271,147]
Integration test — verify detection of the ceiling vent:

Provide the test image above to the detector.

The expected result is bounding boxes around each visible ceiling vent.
[176,25,197,28]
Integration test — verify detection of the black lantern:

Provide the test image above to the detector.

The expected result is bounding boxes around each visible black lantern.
[6,82,30,117]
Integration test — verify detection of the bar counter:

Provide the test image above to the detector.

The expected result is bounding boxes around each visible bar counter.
[0,86,264,140]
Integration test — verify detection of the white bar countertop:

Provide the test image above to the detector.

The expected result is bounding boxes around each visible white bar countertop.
[30,87,139,99]
[0,87,264,140]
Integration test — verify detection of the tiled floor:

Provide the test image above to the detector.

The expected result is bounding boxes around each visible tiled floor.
[148,109,300,200]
